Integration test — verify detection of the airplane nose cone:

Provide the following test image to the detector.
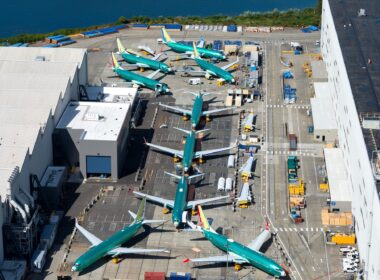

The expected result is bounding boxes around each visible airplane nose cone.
[71,266,77,272]
[231,78,235,83]
[281,271,286,277]
[173,221,179,227]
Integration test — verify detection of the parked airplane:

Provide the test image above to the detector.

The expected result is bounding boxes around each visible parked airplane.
[116,38,173,73]
[239,154,255,182]
[186,206,286,278]
[111,53,169,96]
[189,43,238,84]
[237,182,252,207]
[134,172,228,227]
[242,111,256,132]
[137,45,155,56]
[159,91,234,129]
[161,28,226,60]
[145,127,235,172]
[72,198,169,273]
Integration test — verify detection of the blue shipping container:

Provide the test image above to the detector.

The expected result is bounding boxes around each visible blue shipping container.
[227,25,237,32]
[169,272,191,280]
[132,23,149,28]
[165,24,182,30]
[113,24,128,30]
[308,25,319,31]
[59,40,76,46]
[47,35,65,40]
[43,44,59,48]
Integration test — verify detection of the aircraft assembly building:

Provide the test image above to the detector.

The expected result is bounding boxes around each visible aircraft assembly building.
[0,47,87,262]
[321,0,380,278]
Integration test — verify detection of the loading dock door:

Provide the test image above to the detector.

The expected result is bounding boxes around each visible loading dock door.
[86,156,111,177]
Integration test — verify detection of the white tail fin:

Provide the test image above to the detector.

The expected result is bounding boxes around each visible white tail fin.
[116,38,125,53]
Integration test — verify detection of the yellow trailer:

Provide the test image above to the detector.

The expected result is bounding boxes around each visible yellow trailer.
[331,234,356,245]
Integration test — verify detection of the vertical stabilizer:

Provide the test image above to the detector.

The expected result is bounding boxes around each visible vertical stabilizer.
[135,197,146,222]
[111,52,120,69]
[192,42,200,59]
[161,28,173,43]
[116,38,125,53]
[197,205,211,230]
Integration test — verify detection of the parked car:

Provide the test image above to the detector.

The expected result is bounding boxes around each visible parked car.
[343,267,357,273]
[339,246,356,253]
[344,257,359,263]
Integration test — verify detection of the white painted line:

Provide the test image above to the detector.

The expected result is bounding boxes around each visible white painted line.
[289,228,293,232]
[312,266,316,272]
[284,228,288,232]
[321,227,324,232]
[301,266,305,272]
[294,228,298,232]
[305,228,308,231]
[279,228,283,232]
[311,228,314,232]
[300,228,304,231]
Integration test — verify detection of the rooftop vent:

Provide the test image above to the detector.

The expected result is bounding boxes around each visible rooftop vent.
[84,113,104,121]
[371,151,380,181]
[362,116,380,129]
[35,56,46,61]
[358,9,367,17]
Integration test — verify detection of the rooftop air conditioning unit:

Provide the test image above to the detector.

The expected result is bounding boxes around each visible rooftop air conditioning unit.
[358,9,367,17]
[362,117,380,129]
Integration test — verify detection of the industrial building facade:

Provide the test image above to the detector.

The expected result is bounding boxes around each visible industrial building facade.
[55,98,136,181]
[321,0,380,278]
[0,47,88,263]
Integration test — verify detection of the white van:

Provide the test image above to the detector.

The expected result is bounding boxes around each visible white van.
[188,78,202,85]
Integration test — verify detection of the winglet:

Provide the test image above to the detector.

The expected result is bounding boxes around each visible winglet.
[265,220,269,231]
[116,38,125,53]
[135,197,146,222]
[161,28,173,43]
[111,52,120,69]
[197,205,210,230]
[192,42,200,59]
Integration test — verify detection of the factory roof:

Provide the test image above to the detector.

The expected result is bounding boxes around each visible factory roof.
[311,60,328,82]
[324,148,352,203]
[328,0,380,192]
[0,47,86,198]
[311,82,337,130]
[85,86,137,103]
[56,101,131,141]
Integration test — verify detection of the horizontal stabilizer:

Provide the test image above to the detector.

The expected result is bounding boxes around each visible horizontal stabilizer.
[187,195,229,209]
[108,247,169,256]
[143,219,166,225]
[133,191,175,209]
